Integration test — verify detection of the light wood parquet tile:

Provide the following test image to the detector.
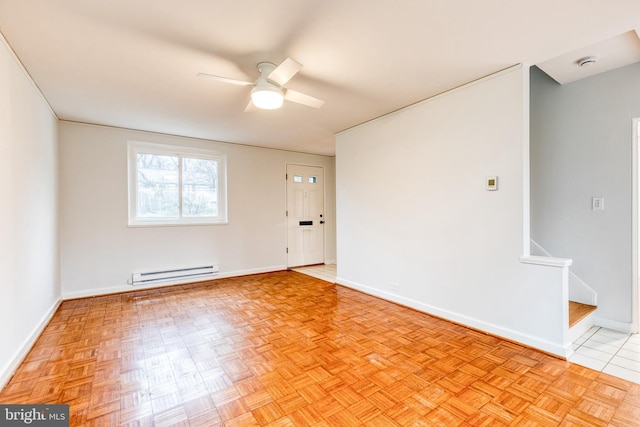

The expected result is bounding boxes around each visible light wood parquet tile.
[2,270,640,426]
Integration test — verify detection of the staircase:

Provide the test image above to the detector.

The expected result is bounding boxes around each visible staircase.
[530,240,598,350]
[568,301,597,343]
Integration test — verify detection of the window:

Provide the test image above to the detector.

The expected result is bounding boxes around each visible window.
[128,141,227,226]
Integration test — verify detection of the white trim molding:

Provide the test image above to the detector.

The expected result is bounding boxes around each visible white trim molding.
[595,316,634,334]
[62,265,287,300]
[519,255,572,268]
[632,117,639,334]
[0,299,62,390]
[336,276,571,358]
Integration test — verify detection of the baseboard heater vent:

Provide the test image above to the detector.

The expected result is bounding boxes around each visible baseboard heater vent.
[129,264,219,286]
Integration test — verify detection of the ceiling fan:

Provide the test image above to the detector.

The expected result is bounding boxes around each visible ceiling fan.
[198,58,324,111]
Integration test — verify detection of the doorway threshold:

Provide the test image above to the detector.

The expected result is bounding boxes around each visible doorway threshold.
[291,264,336,283]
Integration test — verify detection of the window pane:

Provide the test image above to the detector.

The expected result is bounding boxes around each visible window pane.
[182,157,218,217]
[129,141,227,226]
[136,153,179,217]
[293,175,303,183]
[308,176,317,184]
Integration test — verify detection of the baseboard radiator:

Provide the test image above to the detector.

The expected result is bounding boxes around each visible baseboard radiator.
[129,264,219,286]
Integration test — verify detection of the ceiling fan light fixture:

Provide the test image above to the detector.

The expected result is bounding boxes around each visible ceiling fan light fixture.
[199,58,323,111]
[251,83,284,109]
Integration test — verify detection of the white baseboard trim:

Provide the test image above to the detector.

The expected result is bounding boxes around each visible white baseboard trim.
[62,265,288,300]
[336,276,570,359]
[594,316,633,334]
[0,298,62,390]
[217,265,288,280]
[324,259,337,266]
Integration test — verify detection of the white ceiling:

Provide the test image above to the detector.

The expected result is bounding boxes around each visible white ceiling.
[537,30,640,84]
[0,1,639,156]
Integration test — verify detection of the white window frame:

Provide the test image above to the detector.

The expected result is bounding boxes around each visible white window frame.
[127,141,228,226]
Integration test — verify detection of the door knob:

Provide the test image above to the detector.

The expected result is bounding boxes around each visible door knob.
[320,221,325,224]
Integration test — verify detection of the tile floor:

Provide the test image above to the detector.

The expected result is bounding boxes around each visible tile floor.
[294,264,640,385]
[291,263,337,283]
[570,326,640,384]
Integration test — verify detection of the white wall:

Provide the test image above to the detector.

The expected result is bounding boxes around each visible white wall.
[530,64,640,331]
[336,66,572,356]
[0,36,60,386]
[59,122,336,298]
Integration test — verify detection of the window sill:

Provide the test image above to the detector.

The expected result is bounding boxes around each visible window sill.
[128,220,228,228]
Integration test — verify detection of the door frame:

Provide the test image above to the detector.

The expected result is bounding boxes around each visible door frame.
[633,117,639,334]
[285,162,327,268]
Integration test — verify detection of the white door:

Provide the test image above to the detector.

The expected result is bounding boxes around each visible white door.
[286,164,324,267]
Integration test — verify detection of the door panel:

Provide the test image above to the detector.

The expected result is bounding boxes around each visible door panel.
[293,188,305,217]
[287,164,324,267]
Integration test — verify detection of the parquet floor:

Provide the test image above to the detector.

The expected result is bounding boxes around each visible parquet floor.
[1,271,640,426]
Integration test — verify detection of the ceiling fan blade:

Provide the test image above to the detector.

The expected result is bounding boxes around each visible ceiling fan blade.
[244,99,257,112]
[284,89,325,109]
[197,72,253,87]
[267,58,302,86]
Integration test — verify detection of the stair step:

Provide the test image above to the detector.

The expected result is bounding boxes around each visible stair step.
[569,301,597,328]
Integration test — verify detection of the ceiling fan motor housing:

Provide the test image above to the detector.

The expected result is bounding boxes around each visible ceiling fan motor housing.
[257,62,277,79]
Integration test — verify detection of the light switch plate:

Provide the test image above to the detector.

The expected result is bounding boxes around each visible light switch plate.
[592,197,604,210]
